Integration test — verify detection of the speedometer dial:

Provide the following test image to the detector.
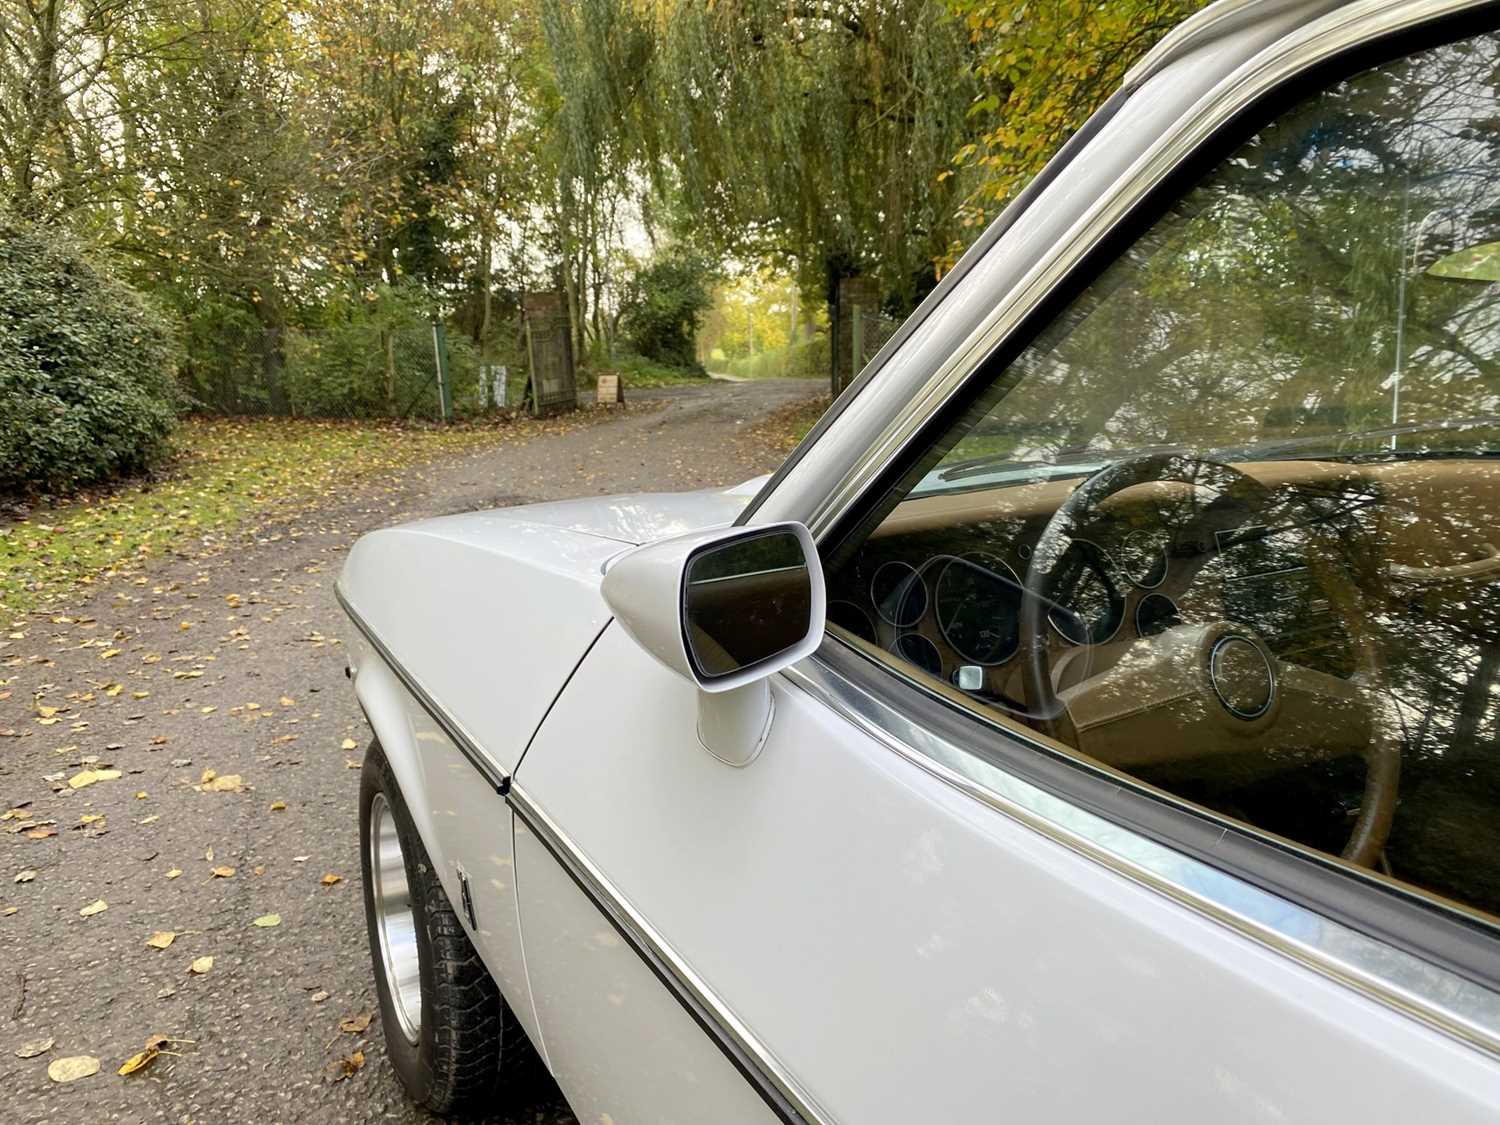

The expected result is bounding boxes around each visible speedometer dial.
[935,554,1021,665]
[1047,541,1126,646]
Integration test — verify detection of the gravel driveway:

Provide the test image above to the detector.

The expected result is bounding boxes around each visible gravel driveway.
[0,378,821,1123]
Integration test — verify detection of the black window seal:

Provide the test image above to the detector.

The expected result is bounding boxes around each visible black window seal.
[815,4,1500,997]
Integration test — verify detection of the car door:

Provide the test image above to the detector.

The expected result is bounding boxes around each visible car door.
[513,7,1500,1122]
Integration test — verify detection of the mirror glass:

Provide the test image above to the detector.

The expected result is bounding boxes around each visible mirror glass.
[683,530,813,679]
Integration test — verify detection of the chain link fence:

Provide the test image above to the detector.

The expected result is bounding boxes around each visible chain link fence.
[853,306,902,372]
[180,315,530,421]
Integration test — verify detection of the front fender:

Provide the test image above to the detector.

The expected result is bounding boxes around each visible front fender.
[350,640,447,871]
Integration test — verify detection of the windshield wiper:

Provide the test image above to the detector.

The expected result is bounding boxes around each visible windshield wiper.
[936,457,1052,482]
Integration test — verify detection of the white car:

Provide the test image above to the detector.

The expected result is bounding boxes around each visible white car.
[338,1,1500,1119]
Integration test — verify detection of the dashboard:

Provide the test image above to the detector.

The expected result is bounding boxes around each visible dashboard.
[825,474,1366,714]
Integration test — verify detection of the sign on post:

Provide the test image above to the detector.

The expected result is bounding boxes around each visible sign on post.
[596,372,624,405]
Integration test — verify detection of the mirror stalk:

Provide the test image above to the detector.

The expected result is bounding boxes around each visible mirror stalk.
[697,680,775,767]
[601,521,824,769]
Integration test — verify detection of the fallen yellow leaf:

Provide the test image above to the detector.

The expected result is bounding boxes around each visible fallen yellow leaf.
[48,1055,99,1082]
[68,768,121,790]
[79,899,108,917]
[269,801,286,812]
[165,869,182,879]
[189,956,213,974]
[252,913,281,928]
[210,866,235,879]
[145,931,176,949]
[340,738,357,751]
[320,873,342,887]
[339,1012,371,1033]
[117,1047,158,1076]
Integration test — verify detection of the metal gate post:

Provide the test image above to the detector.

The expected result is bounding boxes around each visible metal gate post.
[432,321,452,422]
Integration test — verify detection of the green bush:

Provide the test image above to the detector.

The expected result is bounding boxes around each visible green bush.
[0,215,180,495]
[619,250,713,370]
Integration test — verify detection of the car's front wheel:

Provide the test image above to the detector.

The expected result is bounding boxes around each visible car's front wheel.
[359,740,540,1115]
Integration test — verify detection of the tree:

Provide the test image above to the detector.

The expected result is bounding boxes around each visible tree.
[540,0,979,337]
[944,0,1209,256]
[617,249,715,370]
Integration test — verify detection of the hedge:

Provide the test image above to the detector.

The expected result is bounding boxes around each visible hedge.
[0,216,180,495]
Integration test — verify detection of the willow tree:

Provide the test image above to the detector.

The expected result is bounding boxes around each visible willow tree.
[547,0,977,319]
[538,0,653,360]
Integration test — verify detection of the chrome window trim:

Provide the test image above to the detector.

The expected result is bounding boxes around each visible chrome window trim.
[803,0,1498,541]
[783,655,1500,1061]
[506,782,832,1125]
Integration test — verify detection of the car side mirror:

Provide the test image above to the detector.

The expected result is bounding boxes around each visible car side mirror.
[601,522,825,765]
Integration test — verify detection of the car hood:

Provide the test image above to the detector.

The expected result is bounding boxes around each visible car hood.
[339,475,772,777]
[443,474,771,547]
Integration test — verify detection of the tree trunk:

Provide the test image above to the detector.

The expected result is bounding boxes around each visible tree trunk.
[479,228,493,356]
[253,293,290,415]
[382,328,397,411]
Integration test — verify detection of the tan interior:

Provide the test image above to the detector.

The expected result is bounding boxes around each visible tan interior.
[837,455,1500,856]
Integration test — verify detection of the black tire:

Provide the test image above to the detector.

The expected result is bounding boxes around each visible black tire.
[359,740,542,1116]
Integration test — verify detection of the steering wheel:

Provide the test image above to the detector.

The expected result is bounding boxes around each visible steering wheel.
[1018,453,1400,868]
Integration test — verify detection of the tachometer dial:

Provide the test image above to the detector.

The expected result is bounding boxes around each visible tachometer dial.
[935,554,1022,665]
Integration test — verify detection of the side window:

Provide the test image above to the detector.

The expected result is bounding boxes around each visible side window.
[825,30,1500,923]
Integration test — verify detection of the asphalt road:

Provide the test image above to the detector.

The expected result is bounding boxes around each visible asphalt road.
[0,378,822,1124]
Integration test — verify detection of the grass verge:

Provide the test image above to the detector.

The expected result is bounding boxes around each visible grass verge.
[754,395,833,453]
[0,412,605,613]
[586,353,713,390]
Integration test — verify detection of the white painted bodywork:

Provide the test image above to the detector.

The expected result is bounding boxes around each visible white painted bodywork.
[338,1,1500,1120]
[519,624,1500,1122]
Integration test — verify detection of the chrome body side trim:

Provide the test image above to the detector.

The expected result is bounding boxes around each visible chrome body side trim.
[505,783,830,1125]
[798,0,1496,541]
[782,655,1500,1061]
[336,583,510,794]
